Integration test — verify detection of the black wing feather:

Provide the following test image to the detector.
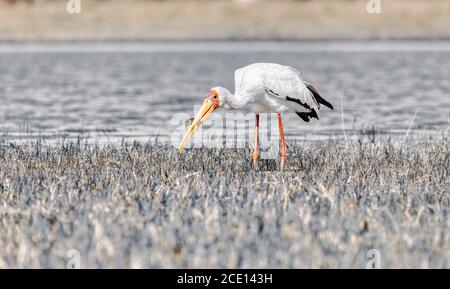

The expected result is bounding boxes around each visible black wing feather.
[296,109,319,123]
[305,83,334,110]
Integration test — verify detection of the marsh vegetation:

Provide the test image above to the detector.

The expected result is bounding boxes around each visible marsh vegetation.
[0,137,448,268]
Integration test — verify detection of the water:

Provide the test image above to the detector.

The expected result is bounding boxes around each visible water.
[0,41,449,144]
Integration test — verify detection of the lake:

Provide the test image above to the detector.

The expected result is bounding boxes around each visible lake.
[0,41,449,144]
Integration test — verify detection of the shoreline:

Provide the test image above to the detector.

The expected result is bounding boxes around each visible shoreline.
[4,38,450,44]
[2,40,450,54]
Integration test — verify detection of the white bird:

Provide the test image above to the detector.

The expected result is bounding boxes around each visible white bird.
[178,63,334,170]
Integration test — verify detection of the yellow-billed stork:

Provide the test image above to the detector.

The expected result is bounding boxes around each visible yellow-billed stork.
[178,63,334,170]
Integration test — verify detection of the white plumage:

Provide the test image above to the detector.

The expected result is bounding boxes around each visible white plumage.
[179,62,333,170]
[213,63,333,122]
[233,63,319,113]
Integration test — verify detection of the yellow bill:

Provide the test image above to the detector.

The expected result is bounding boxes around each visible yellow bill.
[178,98,215,152]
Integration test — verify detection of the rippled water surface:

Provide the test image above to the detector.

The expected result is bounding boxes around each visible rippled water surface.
[0,42,449,143]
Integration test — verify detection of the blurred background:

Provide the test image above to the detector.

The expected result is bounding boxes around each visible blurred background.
[0,0,449,41]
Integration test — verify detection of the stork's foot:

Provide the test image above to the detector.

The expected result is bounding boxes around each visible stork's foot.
[279,140,287,171]
[277,112,287,171]
[252,149,259,171]
[252,113,260,171]
[279,143,287,171]
[280,153,286,171]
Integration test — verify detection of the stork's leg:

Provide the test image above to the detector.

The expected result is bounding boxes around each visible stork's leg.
[252,113,260,170]
[278,113,287,171]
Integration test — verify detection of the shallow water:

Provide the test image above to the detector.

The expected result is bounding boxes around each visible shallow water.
[0,41,449,144]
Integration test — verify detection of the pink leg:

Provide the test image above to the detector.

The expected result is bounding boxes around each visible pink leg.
[278,113,287,171]
[252,114,259,170]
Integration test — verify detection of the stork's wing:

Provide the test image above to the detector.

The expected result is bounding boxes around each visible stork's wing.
[263,65,320,113]
[303,81,334,111]
[234,63,333,120]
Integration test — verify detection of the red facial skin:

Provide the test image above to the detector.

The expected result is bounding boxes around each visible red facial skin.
[207,90,220,109]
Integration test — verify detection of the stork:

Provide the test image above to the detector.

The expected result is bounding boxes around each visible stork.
[178,63,334,170]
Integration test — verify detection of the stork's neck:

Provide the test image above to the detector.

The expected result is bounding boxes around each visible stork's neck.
[213,86,248,109]
[224,90,247,109]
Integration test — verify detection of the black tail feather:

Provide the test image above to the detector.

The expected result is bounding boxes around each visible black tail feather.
[296,109,319,122]
[306,83,334,110]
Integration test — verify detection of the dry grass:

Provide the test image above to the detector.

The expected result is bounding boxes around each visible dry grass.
[0,138,449,268]
[0,0,449,41]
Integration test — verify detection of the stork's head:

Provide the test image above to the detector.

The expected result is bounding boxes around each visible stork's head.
[209,86,232,107]
[178,87,231,152]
